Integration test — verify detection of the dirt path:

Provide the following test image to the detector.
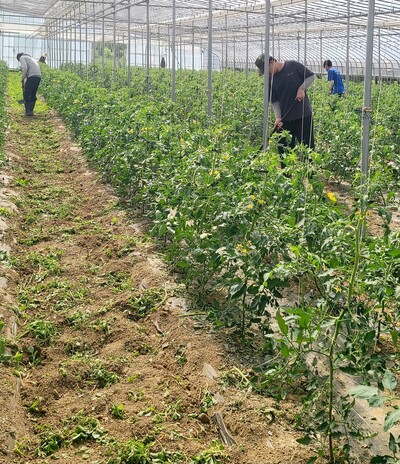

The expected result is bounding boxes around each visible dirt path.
[0,75,314,463]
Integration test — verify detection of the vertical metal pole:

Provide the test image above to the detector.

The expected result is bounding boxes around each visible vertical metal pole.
[134,34,137,66]
[271,6,274,58]
[74,8,77,66]
[171,0,176,101]
[378,27,381,81]
[192,27,195,71]
[167,27,170,67]
[102,0,105,83]
[207,0,213,117]
[146,0,150,92]
[85,3,88,78]
[158,27,161,66]
[245,11,249,78]
[277,33,280,60]
[346,0,350,91]
[225,15,228,70]
[262,0,271,150]
[304,0,307,65]
[361,0,375,189]
[113,0,116,82]
[179,34,182,70]
[128,0,131,86]
[320,30,323,74]
[79,13,83,69]
[93,3,96,68]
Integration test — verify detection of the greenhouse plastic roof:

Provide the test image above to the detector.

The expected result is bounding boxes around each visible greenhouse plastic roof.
[1,0,400,67]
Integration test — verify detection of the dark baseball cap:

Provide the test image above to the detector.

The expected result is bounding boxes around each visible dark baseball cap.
[255,54,276,75]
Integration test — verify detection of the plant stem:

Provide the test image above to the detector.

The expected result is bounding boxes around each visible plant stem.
[327,216,363,463]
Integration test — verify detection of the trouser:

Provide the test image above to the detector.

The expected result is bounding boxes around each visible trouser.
[277,115,314,153]
[24,76,41,115]
[276,115,314,168]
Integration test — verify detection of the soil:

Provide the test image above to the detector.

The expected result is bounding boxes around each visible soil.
[0,92,316,462]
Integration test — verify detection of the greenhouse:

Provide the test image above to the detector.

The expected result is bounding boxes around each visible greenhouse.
[0,1,399,463]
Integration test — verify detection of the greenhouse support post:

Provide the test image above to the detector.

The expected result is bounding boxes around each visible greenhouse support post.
[361,0,375,188]
[171,0,176,101]
[128,0,131,86]
[262,0,271,150]
[207,0,212,118]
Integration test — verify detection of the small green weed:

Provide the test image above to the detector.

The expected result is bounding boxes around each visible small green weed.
[124,288,164,320]
[86,361,119,388]
[0,206,12,217]
[111,403,126,419]
[175,345,187,368]
[27,397,45,415]
[25,320,55,345]
[189,442,227,463]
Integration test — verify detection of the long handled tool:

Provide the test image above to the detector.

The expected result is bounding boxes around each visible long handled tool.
[259,100,298,152]
[18,81,24,104]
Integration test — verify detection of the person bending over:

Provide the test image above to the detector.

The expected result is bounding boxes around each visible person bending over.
[323,59,345,96]
[255,54,315,163]
[17,53,42,116]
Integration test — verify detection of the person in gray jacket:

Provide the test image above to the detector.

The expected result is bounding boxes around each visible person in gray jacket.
[16,53,42,116]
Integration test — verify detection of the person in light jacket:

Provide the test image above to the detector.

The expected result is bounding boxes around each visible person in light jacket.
[17,53,42,116]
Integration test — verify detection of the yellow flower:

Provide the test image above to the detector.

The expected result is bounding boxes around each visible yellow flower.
[247,203,254,210]
[223,154,230,160]
[250,195,255,201]
[327,192,337,203]
[236,244,248,254]
[257,199,265,205]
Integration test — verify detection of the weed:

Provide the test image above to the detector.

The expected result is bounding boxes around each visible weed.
[27,397,45,415]
[0,206,12,217]
[189,442,227,463]
[25,320,55,345]
[127,390,145,402]
[35,424,65,457]
[91,318,111,334]
[68,414,108,443]
[86,361,120,388]
[175,345,187,368]
[65,310,90,327]
[200,390,215,413]
[107,438,184,463]
[111,403,126,419]
[124,288,164,320]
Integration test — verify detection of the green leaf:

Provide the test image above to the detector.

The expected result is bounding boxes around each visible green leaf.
[229,283,246,299]
[296,435,312,445]
[349,385,379,399]
[384,408,400,432]
[276,311,288,336]
[280,343,290,358]
[388,249,400,258]
[382,370,397,391]
[388,433,397,454]
[305,457,317,464]
[368,395,385,407]
[390,330,398,347]
[370,457,390,463]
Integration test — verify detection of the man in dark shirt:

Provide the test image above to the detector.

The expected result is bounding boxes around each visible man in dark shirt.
[255,54,315,159]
